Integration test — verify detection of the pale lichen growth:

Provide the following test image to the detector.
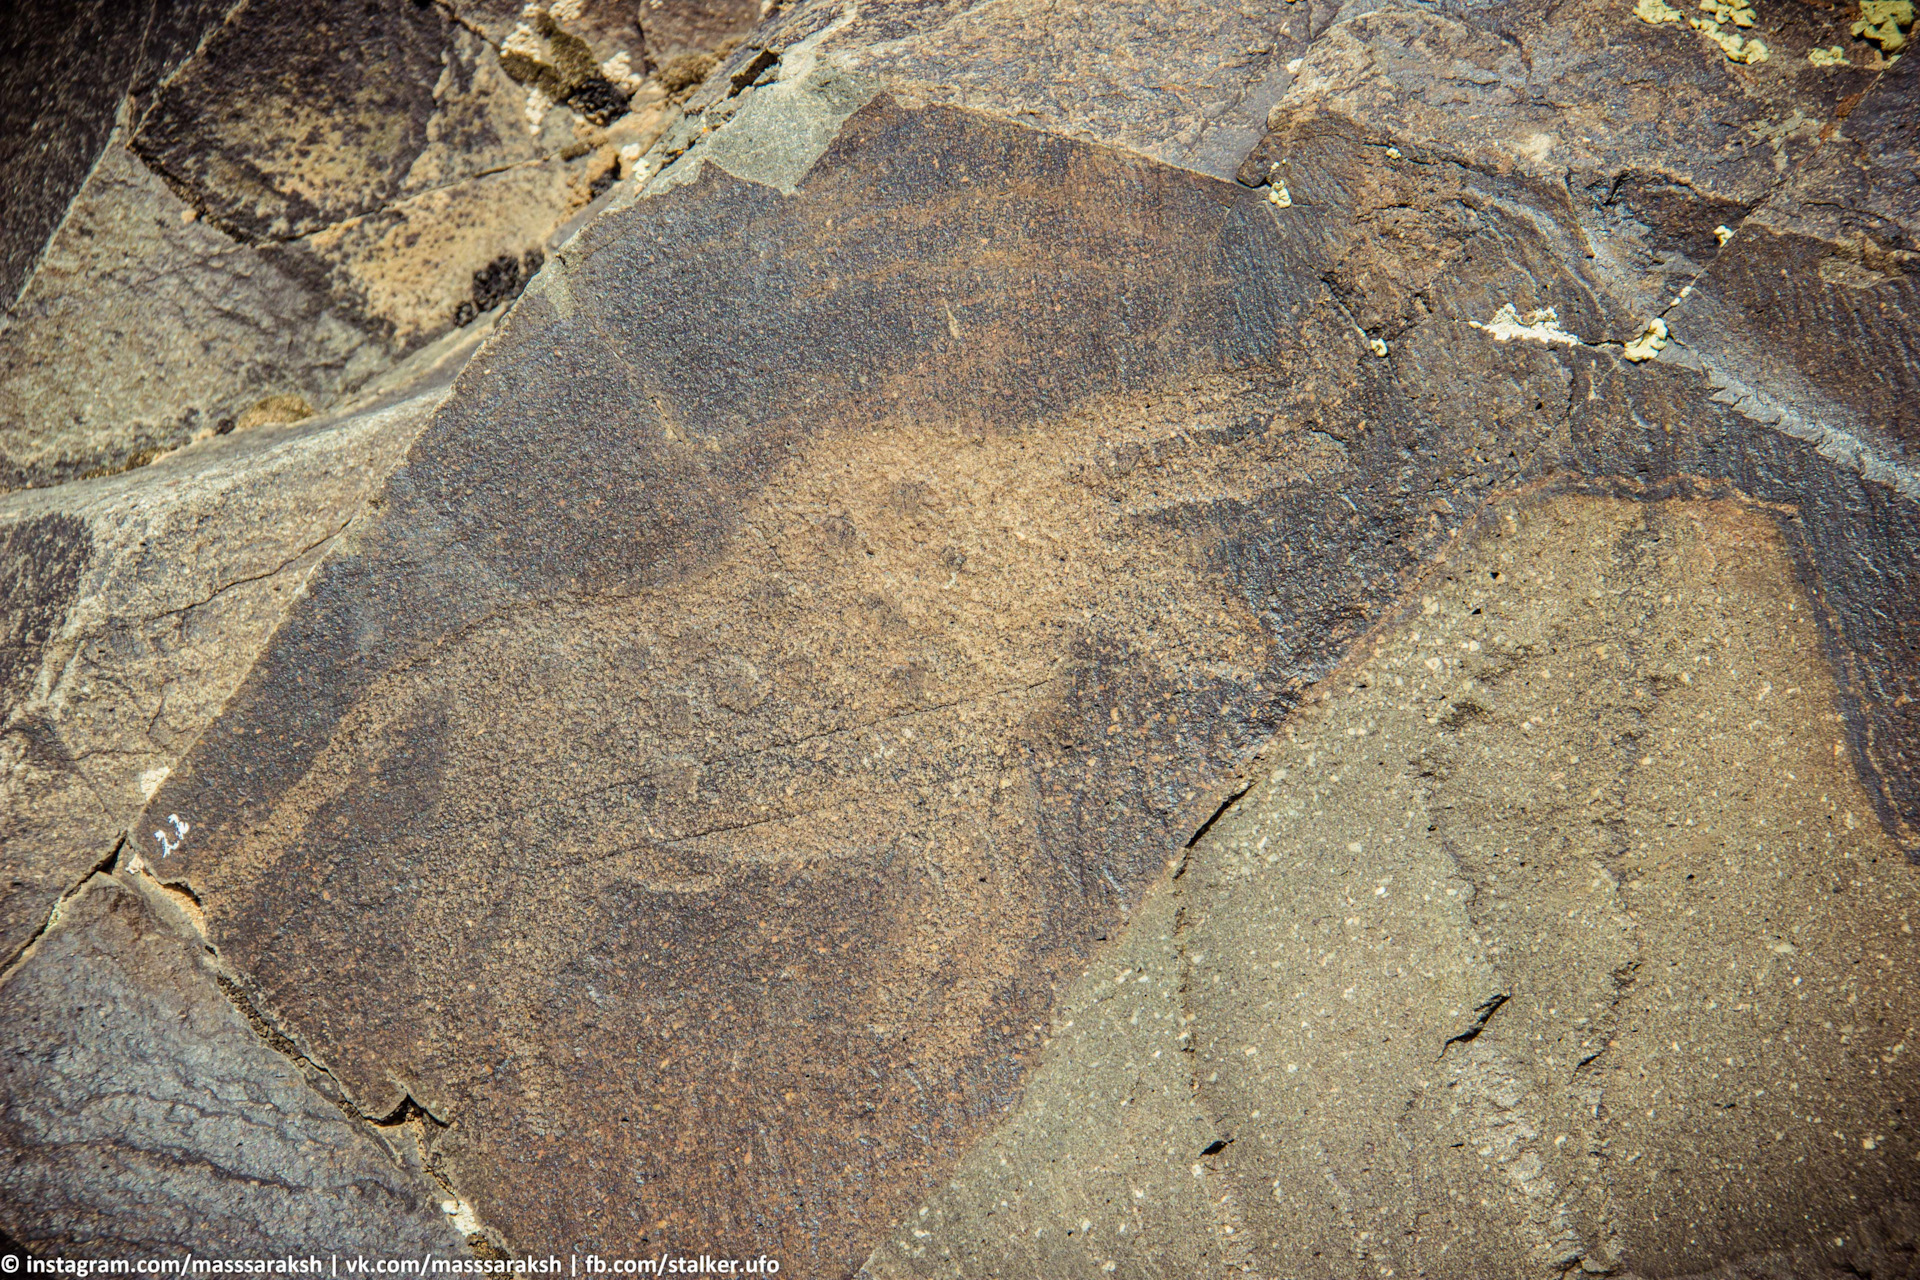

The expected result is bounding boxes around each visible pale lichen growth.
[1269,183,1293,208]
[1808,43,1852,62]
[1471,303,1582,347]
[1715,224,1737,246]
[1646,0,1771,60]
[1852,0,1913,51]
[441,1198,485,1236]
[1700,0,1758,25]
[1693,18,1770,60]
[1622,317,1670,363]
[600,50,646,95]
[523,86,555,133]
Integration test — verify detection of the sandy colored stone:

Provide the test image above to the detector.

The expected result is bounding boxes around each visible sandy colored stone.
[865,490,1920,1278]
[0,388,442,968]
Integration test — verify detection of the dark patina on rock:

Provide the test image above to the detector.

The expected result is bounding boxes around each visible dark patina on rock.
[125,33,1920,1280]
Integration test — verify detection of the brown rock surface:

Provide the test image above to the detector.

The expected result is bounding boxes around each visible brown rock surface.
[865,490,1920,1277]
[0,0,1916,1271]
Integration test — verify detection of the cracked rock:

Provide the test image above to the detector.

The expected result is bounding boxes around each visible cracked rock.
[0,388,442,969]
[0,875,466,1256]
[0,0,1916,1270]
[866,492,1920,1278]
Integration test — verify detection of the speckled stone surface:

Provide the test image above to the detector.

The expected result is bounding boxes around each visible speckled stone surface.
[0,877,466,1256]
[0,0,1915,1270]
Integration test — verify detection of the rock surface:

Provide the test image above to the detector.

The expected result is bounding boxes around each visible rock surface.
[864,490,1920,1278]
[0,0,706,491]
[0,876,466,1256]
[0,387,443,973]
[0,0,1916,1272]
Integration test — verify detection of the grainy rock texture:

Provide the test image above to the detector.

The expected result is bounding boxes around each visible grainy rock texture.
[0,389,442,969]
[863,491,1920,1278]
[0,0,1916,1272]
[0,876,466,1256]
[0,0,690,491]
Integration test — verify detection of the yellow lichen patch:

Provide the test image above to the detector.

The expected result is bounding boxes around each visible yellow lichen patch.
[1852,0,1913,51]
[1636,0,1686,23]
[1700,0,1758,25]
[1268,183,1293,208]
[1692,16,1771,59]
[1622,317,1670,362]
[1808,43,1852,62]
[235,394,315,431]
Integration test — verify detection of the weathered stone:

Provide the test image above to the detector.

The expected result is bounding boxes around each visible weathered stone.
[131,65,1920,1280]
[644,0,1311,187]
[0,0,229,308]
[0,142,391,489]
[639,0,763,66]
[1243,0,1880,321]
[0,0,1911,1268]
[864,490,1920,1278]
[1667,51,1918,460]
[0,0,668,491]
[0,876,466,1256]
[0,388,441,969]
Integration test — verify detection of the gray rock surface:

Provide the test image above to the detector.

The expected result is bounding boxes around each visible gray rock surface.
[863,490,1920,1278]
[0,387,444,969]
[0,875,466,1256]
[1,0,1917,1271]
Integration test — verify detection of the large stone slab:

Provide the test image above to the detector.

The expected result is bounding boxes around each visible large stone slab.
[0,0,1886,1268]
[864,489,1920,1279]
[132,74,1920,1280]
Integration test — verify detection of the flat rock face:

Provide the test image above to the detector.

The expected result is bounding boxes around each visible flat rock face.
[1,0,1917,1271]
[0,390,441,969]
[865,491,1920,1278]
[0,0,678,491]
[0,877,465,1256]
[144,99,1330,1271]
[135,40,1920,1280]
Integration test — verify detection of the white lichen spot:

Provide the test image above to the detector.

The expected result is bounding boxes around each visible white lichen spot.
[1636,0,1686,23]
[524,86,555,134]
[1692,15,1770,60]
[600,50,646,95]
[1715,223,1737,246]
[548,0,586,19]
[1269,182,1293,207]
[502,21,545,61]
[1470,303,1582,346]
[442,1198,485,1236]
[139,766,171,801]
[1386,146,1403,158]
[1622,317,1670,362]
[1368,336,1389,357]
[1808,43,1851,63]
[1853,0,1914,51]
